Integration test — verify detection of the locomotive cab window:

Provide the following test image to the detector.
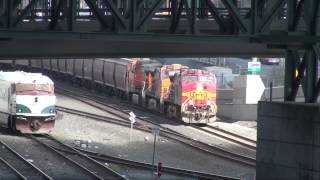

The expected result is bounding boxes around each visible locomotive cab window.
[199,76,216,82]
[15,84,54,95]
[182,75,198,81]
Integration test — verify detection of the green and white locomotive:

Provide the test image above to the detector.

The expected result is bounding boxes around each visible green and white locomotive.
[0,71,56,134]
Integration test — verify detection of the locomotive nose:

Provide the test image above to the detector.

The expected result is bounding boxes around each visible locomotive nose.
[30,120,41,131]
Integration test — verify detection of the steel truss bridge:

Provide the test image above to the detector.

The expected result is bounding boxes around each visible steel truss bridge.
[0,0,319,102]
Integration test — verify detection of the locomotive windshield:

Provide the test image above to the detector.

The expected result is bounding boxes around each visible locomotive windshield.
[16,84,54,95]
[199,76,215,82]
[182,75,198,81]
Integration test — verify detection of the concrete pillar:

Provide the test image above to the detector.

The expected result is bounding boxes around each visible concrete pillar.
[257,101,320,180]
[231,75,265,121]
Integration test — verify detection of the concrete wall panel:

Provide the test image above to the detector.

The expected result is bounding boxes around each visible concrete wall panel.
[257,101,320,179]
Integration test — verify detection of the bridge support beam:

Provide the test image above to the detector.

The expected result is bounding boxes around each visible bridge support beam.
[257,101,320,180]
[284,47,319,103]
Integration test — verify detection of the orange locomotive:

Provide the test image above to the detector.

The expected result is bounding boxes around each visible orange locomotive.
[143,64,217,123]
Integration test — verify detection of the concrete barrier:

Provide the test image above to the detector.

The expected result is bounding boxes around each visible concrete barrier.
[256,101,320,180]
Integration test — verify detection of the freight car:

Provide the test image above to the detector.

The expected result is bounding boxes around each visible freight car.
[0,71,56,134]
[0,58,217,124]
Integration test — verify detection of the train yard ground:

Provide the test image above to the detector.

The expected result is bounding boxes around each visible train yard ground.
[0,80,257,179]
[53,82,256,179]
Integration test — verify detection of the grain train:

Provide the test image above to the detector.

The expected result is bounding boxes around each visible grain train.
[0,71,56,134]
[0,58,217,124]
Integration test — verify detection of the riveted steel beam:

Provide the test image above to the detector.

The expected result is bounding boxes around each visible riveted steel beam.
[84,0,110,29]
[301,48,318,102]
[304,0,319,35]
[257,0,286,33]
[284,49,301,101]
[102,0,127,29]
[205,0,227,33]
[13,0,38,27]
[67,0,76,31]
[287,0,297,31]
[221,0,248,33]
[169,0,184,33]
[48,0,63,30]
[136,0,164,31]
[129,0,136,32]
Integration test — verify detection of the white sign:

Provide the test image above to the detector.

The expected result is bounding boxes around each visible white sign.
[129,112,136,118]
[246,75,265,104]
[152,126,160,135]
[129,112,136,143]
[129,117,136,124]
[248,61,261,73]
[129,112,136,124]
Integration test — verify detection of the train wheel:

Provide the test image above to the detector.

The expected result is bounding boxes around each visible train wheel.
[147,98,157,110]
[167,104,177,118]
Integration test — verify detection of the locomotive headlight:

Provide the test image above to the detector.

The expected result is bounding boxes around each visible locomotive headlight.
[206,101,211,106]
[197,84,203,91]
[18,109,22,113]
[49,109,54,113]
[189,100,194,105]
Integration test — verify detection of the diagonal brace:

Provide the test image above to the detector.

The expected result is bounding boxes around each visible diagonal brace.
[257,0,286,32]
[13,0,38,27]
[221,0,248,33]
[84,0,110,29]
[102,0,127,29]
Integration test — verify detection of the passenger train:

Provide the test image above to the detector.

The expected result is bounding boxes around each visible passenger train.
[0,58,217,124]
[0,71,56,134]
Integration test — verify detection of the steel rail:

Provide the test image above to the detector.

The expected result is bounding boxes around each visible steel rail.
[0,157,28,180]
[52,145,241,180]
[31,135,127,180]
[57,85,257,150]
[28,135,106,180]
[56,88,256,167]
[191,125,256,150]
[0,140,53,180]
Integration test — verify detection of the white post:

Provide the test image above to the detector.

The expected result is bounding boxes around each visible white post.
[151,126,160,177]
[129,112,136,143]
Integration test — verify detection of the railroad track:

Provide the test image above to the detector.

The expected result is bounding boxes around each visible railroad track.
[0,139,52,180]
[56,87,256,167]
[0,130,126,180]
[30,134,127,180]
[56,85,257,151]
[53,144,241,180]
[192,125,256,151]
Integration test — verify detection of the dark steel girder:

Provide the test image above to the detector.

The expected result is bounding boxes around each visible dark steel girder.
[84,0,110,29]
[285,47,319,103]
[221,0,248,33]
[205,0,227,32]
[102,0,127,29]
[13,0,38,27]
[48,0,63,30]
[136,0,164,30]
[0,30,284,58]
[257,0,286,33]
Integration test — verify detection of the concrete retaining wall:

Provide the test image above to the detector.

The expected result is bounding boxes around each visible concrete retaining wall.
[257,101,320,180]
